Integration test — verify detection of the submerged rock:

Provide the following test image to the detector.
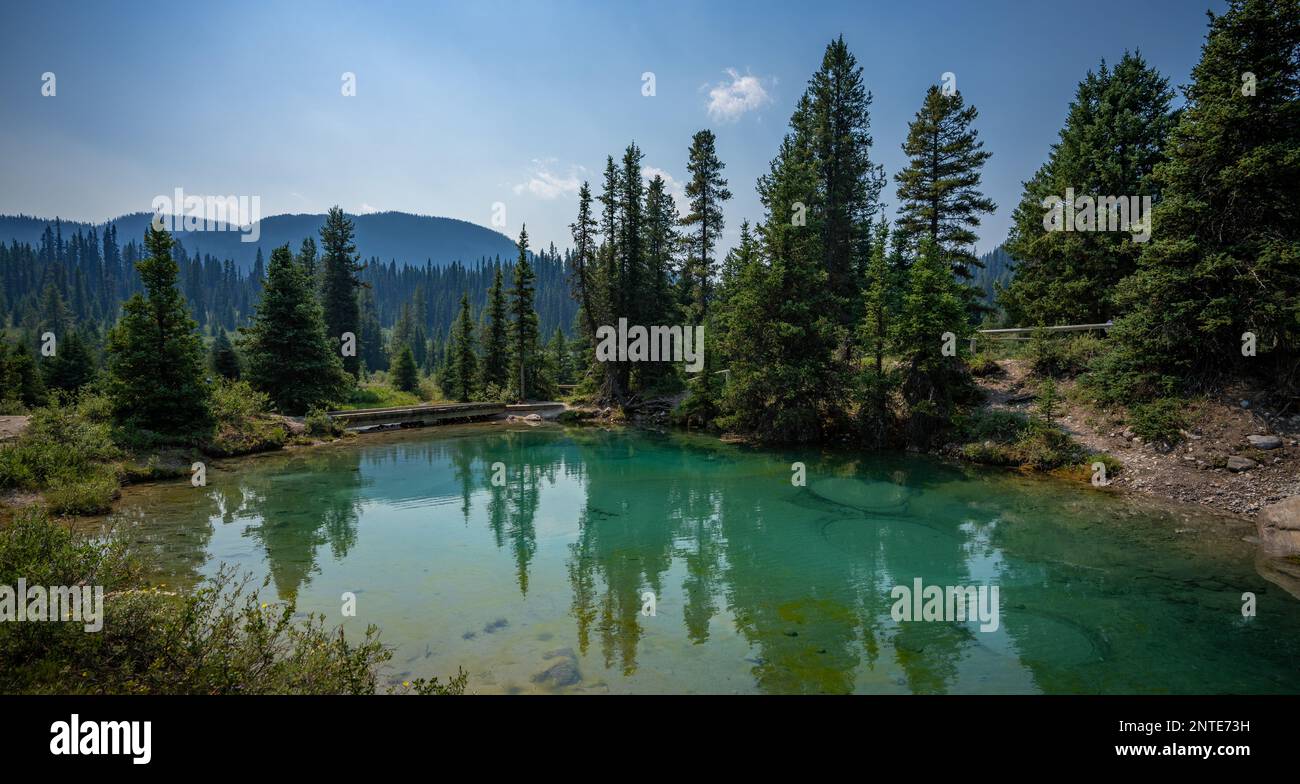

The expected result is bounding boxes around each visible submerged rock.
[532,649,581,688]
[808,477,911,515]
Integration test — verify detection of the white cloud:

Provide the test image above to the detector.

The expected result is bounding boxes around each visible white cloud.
[512,158,583,200]
[358,202,378,214]
[705,68,772,123]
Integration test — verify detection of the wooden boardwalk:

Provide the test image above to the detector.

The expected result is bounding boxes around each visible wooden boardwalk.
[325,401,567,431]
[326,402,506,430]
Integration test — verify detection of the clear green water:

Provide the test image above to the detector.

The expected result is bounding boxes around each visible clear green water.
[103,424,1300,694]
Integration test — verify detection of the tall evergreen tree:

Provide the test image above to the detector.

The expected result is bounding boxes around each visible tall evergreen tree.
[241,244,349,414]
[319,206,364,376]
[1000,52,1177,325]
[41,329,96,393]
[894,84,996,304]
[481,266,511,393]
[209,329,241,380]
[717,130,846,442]
[802,36,886,330]
[858,217,895,447]
[390,345,419,394]
[508,226,540,401]
[444,292,478,402]
[1098,1,1300,399]
[105,226,212,440]
[894,237,973,446]
[680,129,731,324]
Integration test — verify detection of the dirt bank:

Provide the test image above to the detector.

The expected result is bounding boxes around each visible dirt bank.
[978,359,1300,518]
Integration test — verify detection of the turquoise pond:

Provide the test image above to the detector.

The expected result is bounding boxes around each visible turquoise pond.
[101,424,1300,694]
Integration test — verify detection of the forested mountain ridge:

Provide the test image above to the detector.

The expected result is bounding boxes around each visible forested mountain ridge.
[0,213,579,347]
[0,210,522,273]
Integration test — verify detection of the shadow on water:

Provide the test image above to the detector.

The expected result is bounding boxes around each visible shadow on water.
[103,424,1300,694]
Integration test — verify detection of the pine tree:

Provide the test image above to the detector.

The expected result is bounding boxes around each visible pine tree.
[680,129,731,324]
[569,182,618,400]
[545,327,572,386]
[357,287,386,373]
[41,329,95,393]
[105,226,213,441]
[894,237,972,446]
[210,329,241,380]
[297,236,319,284]
[481,266,510,393]
[508,226,540,401]
[894,84,996,309]
[0,341,47,410]
[445,292,478,402]
[717,130,846,442]
[1000,53,1177,325]
[241,244,349,415]
[858,217,895,446]
[319,206,364,376]
[803,36,886,330]
[390,345,419,394]
[1098,1,1300,399]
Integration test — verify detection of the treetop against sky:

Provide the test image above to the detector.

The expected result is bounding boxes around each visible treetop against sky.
[0,0,1222,256]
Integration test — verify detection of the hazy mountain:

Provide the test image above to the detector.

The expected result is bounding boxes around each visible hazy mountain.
[972,243,1015,310]
[0,210,524,272]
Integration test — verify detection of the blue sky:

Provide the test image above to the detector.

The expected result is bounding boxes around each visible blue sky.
[0,0,1224,257]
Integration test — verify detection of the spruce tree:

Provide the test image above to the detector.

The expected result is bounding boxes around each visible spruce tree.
[319,206,363,376]
[1099,1,1300,399]
[894,237,972,446]
[1000,53,1176,325]
[717,131,846,442]
[390,345,419,394]
[42,329,96,393]
[209,329,241,380]
[894,84,996,310]
[445,292,478,402]
[508,226,539,401]
[803,36,886,330]
[858,218,894,447]
[481,266,510,393]
[680,129,731,324]
[105,226,212,441]
[241,244,349,415]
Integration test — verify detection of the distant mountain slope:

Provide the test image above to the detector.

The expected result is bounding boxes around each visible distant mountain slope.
[0,211,523,271]
[972,244,1015,310]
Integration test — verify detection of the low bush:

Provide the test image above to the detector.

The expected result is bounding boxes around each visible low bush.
[0,508,467,695]
[0,393,120,493]
[1127,397,1188,446]
[205,379,288,456]
[305,408,343,438]
[1027,331,1104,379]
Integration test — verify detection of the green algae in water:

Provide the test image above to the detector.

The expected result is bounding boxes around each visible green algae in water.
[101,425,1300,694]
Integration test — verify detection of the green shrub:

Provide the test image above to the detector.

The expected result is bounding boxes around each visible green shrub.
[44,466,121,516]
[1086,453,1124,477]
[967,353,1003,377]
[1127,397,1188,445]
[961,441,1018,465]
[1014,421,1084,471]
[959,409,1030,443]
[205,379,287,457]
[305,408,343,438]
[0,393,120,492]
[0,508,467,695]
[1027,331,1104,379]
